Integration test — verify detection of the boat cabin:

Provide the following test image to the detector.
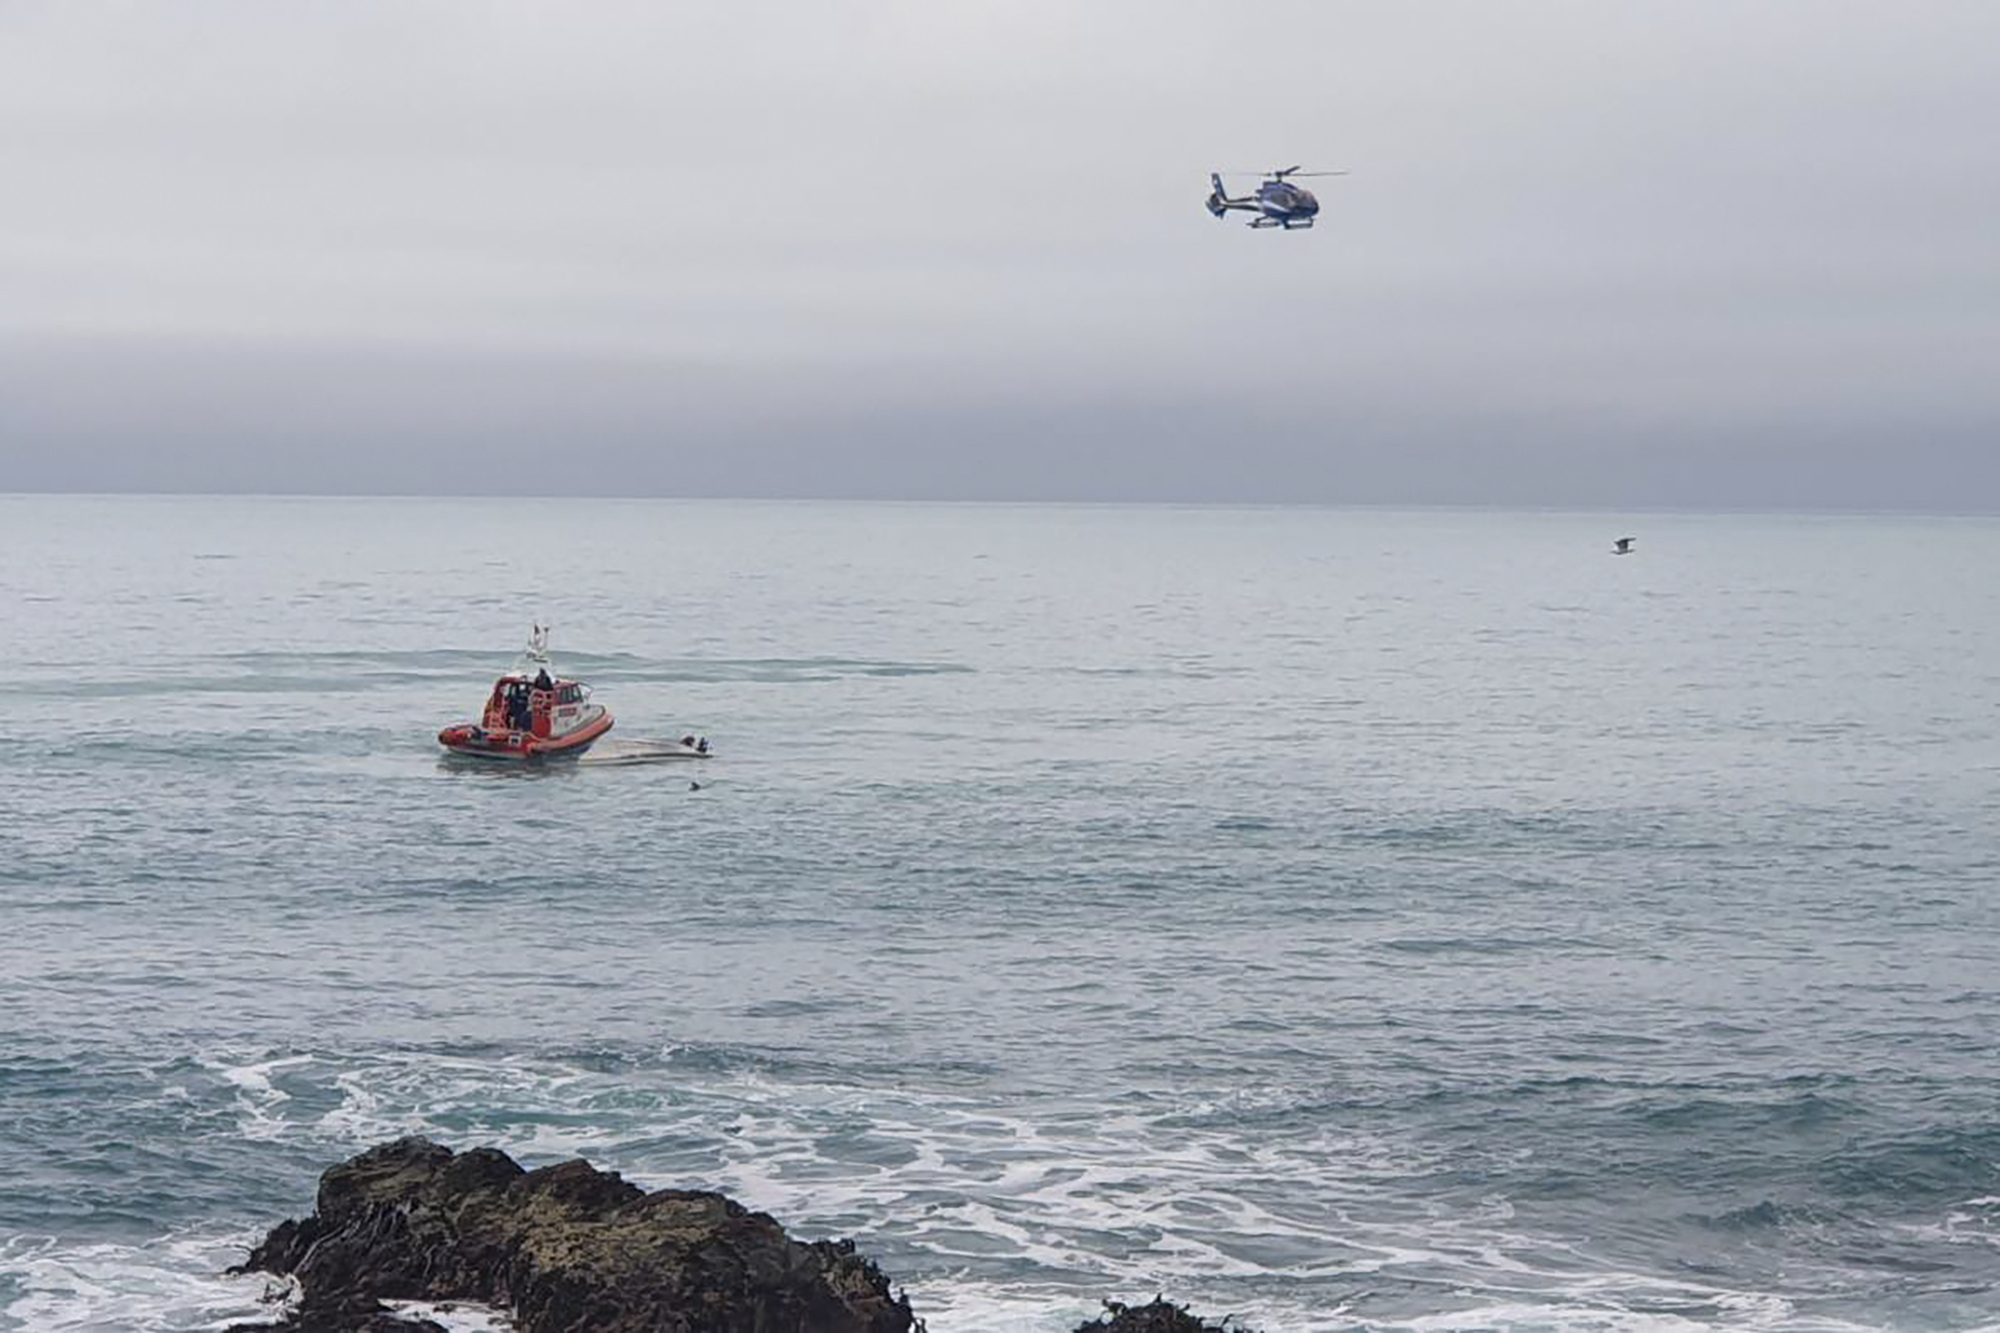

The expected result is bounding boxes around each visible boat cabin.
[482,673,594,741]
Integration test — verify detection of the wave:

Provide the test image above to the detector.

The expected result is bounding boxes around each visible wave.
[7,1039,1998,1331]
[18,651,973,698]
[1633,1089,1859,1132]
[1378,934,1605,956]
[1823,1124,2000,1202]
[1691,1200,1849,1232]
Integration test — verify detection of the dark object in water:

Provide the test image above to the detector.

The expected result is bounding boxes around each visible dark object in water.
[1074,1298,1256,1332]
[227,1136,915,1333]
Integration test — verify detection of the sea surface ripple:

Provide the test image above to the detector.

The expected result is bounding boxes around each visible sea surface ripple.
[2,497,1998,1331]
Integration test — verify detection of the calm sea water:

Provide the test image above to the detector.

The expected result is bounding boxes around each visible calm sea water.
[2,496,1997,1332]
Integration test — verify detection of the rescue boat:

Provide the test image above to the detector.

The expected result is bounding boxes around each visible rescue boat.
[438,626,614,762]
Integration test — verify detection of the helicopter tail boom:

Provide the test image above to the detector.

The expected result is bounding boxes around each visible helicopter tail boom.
[1206,171,1253,218]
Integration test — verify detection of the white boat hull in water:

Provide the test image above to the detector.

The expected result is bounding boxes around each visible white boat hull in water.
[577,739,712,767]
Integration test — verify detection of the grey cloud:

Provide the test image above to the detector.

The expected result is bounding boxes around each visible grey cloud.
[2,1,1996,508]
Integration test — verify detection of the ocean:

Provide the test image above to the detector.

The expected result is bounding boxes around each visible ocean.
[2,495,1997,1332]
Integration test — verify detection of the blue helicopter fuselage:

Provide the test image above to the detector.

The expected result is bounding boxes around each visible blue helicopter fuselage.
[1205,170,1326,229]
[1256,180,1319,221]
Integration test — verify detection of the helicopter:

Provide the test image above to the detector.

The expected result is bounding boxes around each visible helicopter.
[1205,166,1347,229]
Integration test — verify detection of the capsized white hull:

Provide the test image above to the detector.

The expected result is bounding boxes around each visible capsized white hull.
[576,738,713,767]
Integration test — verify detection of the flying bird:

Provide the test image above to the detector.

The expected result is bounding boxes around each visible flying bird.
[1612,537,1635,555]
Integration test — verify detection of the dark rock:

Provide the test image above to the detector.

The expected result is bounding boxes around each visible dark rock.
[1074,1297,1255,1333]
[231,1136,916,1333]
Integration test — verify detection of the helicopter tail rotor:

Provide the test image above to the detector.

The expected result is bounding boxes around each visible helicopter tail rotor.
[1206,172,1229,218]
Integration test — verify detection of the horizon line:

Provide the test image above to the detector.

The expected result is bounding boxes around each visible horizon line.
[2,489,1997,520]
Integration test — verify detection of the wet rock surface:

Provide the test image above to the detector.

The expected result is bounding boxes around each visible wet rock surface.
[227,1136,915,1333]
[1072,1298,1256,1332]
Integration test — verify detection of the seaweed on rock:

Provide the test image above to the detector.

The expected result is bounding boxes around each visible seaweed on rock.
[1073,1297,1257,1333]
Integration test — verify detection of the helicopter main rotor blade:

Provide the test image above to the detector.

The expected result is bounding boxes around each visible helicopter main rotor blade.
[1215,169,1351,182]
[1217,167,1348,178]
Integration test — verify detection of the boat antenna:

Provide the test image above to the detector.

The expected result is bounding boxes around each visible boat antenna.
[516,623,555,677]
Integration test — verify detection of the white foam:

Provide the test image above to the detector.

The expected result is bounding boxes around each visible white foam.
[0,1228,277,1333]
[0,1230,521,1333]
[22,1047,1926,1332]
[384,1299,514,1331]
[200,1052,313,1143]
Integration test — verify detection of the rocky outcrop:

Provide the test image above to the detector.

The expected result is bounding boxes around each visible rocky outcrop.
[228,1136,915,1333]
[1073,1298,1254,1332]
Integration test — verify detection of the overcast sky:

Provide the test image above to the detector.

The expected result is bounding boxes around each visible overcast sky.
[2,1,1996,508]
